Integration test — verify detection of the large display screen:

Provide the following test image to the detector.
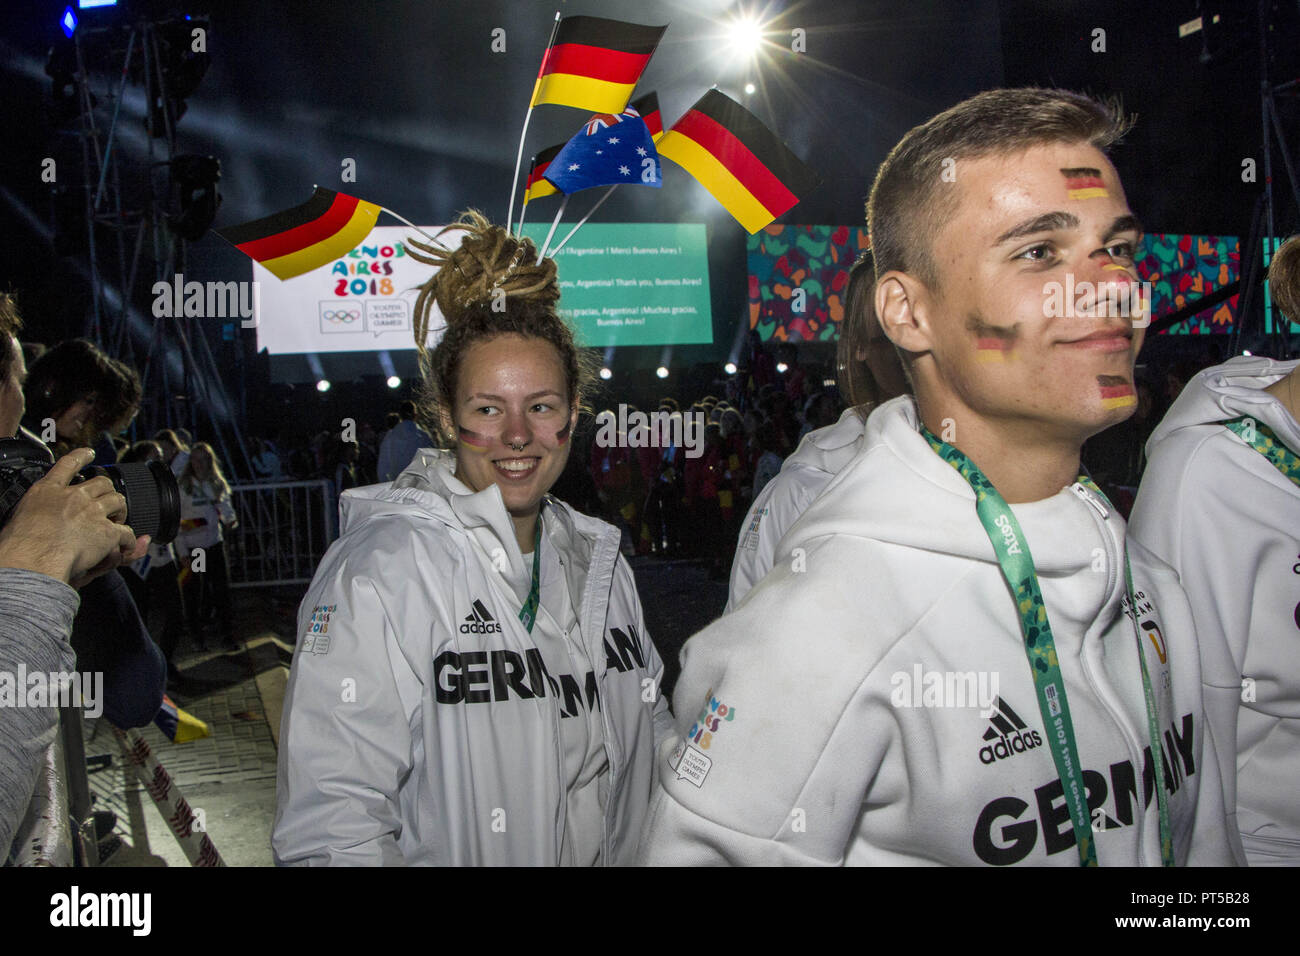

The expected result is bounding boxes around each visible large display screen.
[747,226,1296,340]
[252,222,712,354]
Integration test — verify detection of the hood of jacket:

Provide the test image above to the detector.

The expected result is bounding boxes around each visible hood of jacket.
[1146,355,1300,458]
[787,395,1120,585]
[781,406,868,479]
[340,447,607,610]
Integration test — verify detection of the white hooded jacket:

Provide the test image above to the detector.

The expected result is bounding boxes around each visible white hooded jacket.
[273,449,673,866]
[1129,356,1300,866]
[637,396,1235,866]
[727,407,867,611]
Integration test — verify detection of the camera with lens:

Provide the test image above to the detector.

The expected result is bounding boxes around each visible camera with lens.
[0,433,180,543]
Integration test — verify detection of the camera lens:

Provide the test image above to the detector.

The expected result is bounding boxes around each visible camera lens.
[100,460,181,544]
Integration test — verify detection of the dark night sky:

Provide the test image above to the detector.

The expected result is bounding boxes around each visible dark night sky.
[0,0,1291,396]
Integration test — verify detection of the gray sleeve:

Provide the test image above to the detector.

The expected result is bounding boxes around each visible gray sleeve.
[0,569,80,856]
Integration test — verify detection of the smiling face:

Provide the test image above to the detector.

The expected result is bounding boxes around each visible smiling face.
[882,141,1146,444]
[446,333,577,521]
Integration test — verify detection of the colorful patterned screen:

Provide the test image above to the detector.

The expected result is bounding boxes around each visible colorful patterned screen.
[748,227,1293,340]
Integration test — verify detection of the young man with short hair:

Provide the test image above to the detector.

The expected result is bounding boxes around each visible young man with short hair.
[638,88,1233,866]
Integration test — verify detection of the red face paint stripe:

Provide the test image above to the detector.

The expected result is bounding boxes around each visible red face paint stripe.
[975,338,1014,351]
[458,427,491,449]
[1099,384,1135,399]
[556,421,571,444]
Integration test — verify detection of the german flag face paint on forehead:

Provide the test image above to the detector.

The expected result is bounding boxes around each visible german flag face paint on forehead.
[1061,167,1108,201]
[1097,375,1137,409]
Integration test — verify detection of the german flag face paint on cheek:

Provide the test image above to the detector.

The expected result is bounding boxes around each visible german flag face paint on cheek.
[968,316,1019,363]
[458,426,492,451]
[1061,167,1108,201]
[1097,375,1137,409]
[555,420,571,445]
[975,338,1016,363]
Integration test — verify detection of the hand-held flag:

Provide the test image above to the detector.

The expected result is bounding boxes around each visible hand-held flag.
[631,91,664,141]
[530,16,667,114]
[215,187,382,280]
[656,90,821,233]
[524,143,565,205]
[544,108,661,194]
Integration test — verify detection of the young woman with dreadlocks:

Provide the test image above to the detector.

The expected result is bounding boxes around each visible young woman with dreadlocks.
[273,210,672,866]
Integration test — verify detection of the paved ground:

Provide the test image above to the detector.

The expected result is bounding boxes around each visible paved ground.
[86,559,725,866]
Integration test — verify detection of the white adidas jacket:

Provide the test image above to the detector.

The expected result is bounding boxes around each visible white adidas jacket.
[637,397,1235,866]
[727,407,867,612]
[1129,356,1300,866]
[273,449,673,866]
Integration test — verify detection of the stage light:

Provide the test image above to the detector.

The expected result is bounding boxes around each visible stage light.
[387,375,401,389]
[316,379,331,393]
[60,7,77,37]
[744,82,756,95]
[776,361,789,373]
[78,0,119,7]
[600,367,613,380]
[656,366,669,379]
[727,16,765,57]
[724,362,738,375]
[1242,350,1252,356]
[168,155,221,241]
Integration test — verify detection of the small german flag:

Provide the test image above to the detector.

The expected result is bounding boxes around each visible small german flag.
[657,90,820,233]
[524,143,564,205]
[215,187,382,281]
[632,91,664,141]
[530,15,666,114]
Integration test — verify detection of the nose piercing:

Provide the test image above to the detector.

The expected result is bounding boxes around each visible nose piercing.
[508,440,527,452]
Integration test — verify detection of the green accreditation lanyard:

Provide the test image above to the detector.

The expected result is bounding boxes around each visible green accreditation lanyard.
[518,511,543,634]
[921,427,1175,867]
[1223,417,1300,488]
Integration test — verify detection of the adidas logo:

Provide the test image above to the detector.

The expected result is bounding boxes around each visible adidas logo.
[460,598,503,634]
[978,696,1043,765]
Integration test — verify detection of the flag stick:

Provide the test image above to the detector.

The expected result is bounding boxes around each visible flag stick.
[547,185,618,257]
[508,11,561,235]
[380,206,445,246]
[517,198,529,237]
[537,194,569,263]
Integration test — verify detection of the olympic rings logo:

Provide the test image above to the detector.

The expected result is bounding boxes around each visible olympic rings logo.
[323,309,361,323]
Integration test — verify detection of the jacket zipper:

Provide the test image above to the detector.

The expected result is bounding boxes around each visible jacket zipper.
[1068,480,1152,864]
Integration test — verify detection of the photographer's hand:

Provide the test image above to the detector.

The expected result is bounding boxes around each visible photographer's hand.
[0,448,148,586]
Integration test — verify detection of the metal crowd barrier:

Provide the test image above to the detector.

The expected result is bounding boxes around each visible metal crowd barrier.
[227,480,338,588]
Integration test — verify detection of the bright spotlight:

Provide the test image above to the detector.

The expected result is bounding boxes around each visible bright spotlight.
[386,375,401,389]
[599,367,613,380]
[316,379,331,393]
[776,361,789,373]
[727,16,764,56]
[744,82,756,95]
[724,362,738,375]
[656,366,669,379]
[1242,349,1252,356]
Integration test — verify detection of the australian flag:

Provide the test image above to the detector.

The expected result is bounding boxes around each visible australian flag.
[543,107,662,194]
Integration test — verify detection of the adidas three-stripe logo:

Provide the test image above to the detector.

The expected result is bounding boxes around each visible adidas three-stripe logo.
[979,697,1044,765]
[460,598,503,634]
